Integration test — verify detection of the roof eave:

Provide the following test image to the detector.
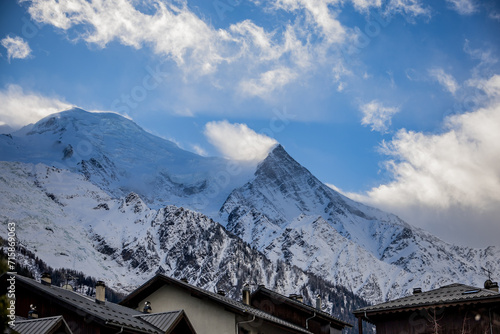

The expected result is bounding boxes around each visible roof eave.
[353,294,500,319]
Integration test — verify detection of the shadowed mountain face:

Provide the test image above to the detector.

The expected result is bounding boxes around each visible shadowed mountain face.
[1,108,498,306]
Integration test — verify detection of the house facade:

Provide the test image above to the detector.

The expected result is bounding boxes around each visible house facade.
[120,274,352,334]
[3,272,352,334]
[353,281,500,334]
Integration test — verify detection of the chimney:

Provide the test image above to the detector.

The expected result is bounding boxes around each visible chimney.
[41,272,52,286]
[143,301,152,314]
[413,288,422,294]
[315,294,322,310]
[95,281,106,304]
[242,283,251,305]
[484,280,499,292]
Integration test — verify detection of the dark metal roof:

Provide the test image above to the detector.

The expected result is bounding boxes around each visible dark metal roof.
[135,310,196,334]
[354,283,500,316]
[122,274,314,334]
[252,286,353,328]
[13,274,160,334]
[252,286,352,327]
[11,315,72,334]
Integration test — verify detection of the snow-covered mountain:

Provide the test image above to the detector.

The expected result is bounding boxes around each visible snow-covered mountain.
[0,161,365,326]
[0,108,253,215]
[219,145,500,301]
[1,108,499,306]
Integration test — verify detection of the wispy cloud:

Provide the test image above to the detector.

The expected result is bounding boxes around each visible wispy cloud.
[1,35,32,62]
[445,0,478,15]
[25,0,232,74]
[239,67,297,99]
[489,12,500,21]
[360,100,400,133]
[22,0,347,100]
[191,144,208,157]
[386,0,432,18]
[428,68,459,95]
[0,84,73,128]
[271,0,346,44]
[204,120,278,162]
[463,39,498,68]
[21,0,436,107]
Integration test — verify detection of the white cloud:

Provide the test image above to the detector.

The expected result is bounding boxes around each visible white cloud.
[1,35,32,62]
[350,74,500,247]
[273,0,347,44]
[21,0,325,98]
[0,84,73,128]
[386,0,431,18]
[351,0,382,11]
[428,68,459,95]
[445,0,478,15]
[204,120,278,162]
[21,0,434,109]
[239,67,298,99]
[360,100,400,132]
[25,0,231,74]
[230,20,283,62]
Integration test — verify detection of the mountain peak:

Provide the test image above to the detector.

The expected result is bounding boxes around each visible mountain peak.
[257,144,306,179]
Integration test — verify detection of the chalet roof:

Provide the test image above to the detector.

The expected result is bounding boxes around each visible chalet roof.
[134,310,196,334]
[353,283,500,317]
[121,274,314,334]
[252,286,353,328]
[11,274,160,334]
[9,315,73,334]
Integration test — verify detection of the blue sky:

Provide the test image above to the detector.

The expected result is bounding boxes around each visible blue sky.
[1,0,500,248]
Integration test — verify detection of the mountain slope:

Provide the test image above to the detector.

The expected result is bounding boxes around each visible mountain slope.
[219,145,500,302]
[0,160,368,328]
[0,108,253,215]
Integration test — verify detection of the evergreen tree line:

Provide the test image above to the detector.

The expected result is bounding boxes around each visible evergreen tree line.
[0,237,126,303]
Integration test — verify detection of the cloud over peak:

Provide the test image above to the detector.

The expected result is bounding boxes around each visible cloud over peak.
[204,120,278,162]
[0,84,73,128]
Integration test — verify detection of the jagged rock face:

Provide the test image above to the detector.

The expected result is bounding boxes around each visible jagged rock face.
[220,145,500,302]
